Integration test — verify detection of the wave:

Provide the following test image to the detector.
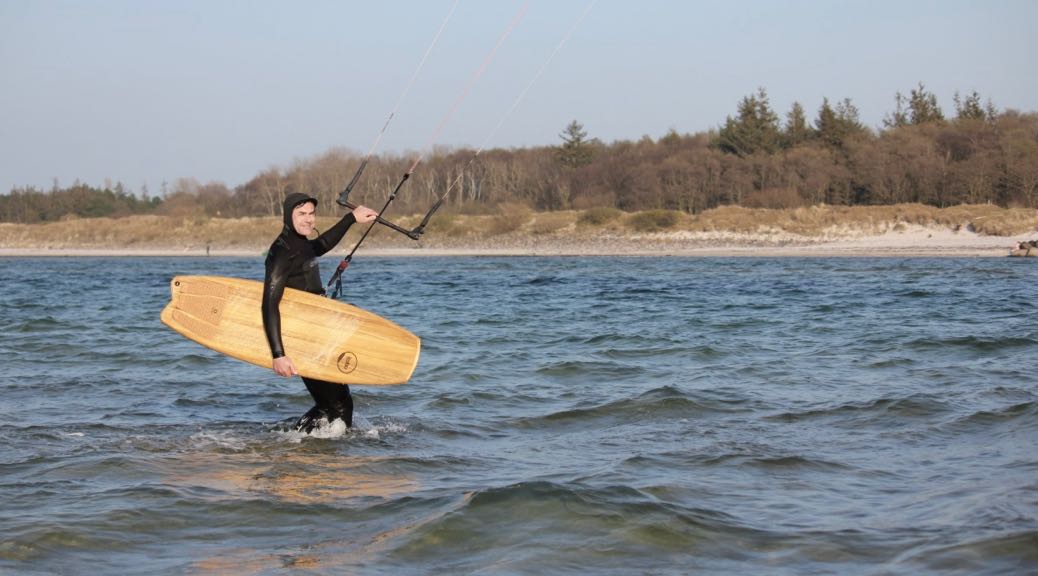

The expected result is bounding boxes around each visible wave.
[516,386,751,430]
[172,351,228,366]
[766,394,954,424]
[619,451,852,474]
[565,333,718,360]
[906,334,1038,352]
[375,480,757,572]
[895,288,935,298]
[526,275,570,287]
[696,453,852,472]
[8,316,70,333]
[597,286,674,298]
[942,401,1038,432]
[895,530,1038,574]
[535,359,647,379]
[0,521,121,565]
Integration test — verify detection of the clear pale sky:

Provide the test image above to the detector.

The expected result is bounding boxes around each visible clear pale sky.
[2,0,1036,195]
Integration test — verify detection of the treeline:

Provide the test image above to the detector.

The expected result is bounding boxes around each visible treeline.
[0,182,161,222]
[3,84,1037,224]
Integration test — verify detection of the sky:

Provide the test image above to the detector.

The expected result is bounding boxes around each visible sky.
[2,0,1036,195]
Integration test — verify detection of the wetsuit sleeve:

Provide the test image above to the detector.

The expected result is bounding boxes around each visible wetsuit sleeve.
[311,212,358,257]
[262,248,291,359]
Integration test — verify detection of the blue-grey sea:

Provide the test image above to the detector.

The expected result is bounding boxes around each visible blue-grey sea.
[1,255,1036,575]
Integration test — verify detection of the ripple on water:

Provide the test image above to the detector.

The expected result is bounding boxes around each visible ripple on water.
[377,481,763,573]
[1,257,1037,575]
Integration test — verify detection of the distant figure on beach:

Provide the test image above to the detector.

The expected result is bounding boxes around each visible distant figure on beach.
[1010,239,1038,257]
[262,193,378,433]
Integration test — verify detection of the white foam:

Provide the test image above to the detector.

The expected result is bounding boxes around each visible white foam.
[190,430,248,451]
[355,415,410,438]
[308,418,349,439]
[274,417,349,442]
[273,415,409,442]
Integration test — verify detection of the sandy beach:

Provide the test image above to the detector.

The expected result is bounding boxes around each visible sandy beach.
[0,224,1032,258]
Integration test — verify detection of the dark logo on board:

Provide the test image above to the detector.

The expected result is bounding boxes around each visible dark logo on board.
[336,351,358,374]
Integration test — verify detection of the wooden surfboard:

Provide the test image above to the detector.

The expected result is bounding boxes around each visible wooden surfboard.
[160,275,420,385]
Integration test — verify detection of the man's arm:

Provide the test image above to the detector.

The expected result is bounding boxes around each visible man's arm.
[262,249,296,376]
[312,212,357,257]
[312,206,378,256]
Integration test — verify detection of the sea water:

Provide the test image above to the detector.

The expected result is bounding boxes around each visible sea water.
[0,255,1035,575]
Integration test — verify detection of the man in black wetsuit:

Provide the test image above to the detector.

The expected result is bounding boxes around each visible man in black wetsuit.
[262,192,378,433]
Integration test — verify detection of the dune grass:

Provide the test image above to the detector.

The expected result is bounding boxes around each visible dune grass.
[1,204,1036,250]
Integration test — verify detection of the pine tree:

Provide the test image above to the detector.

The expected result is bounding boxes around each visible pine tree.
[782,101,812,148]
[557,120,594,168]
[884,91,910,129]
[953,90,991,121]
[816,97,866,149]
[908,82,944,125]
[717,87,781,157]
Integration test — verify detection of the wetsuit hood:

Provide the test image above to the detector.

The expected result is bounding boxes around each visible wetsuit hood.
[282,193,319,231]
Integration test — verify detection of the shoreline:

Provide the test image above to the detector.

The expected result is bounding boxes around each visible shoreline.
[0,226,1029,258]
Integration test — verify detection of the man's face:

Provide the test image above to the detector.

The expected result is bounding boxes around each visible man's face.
[291,202,316,236]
